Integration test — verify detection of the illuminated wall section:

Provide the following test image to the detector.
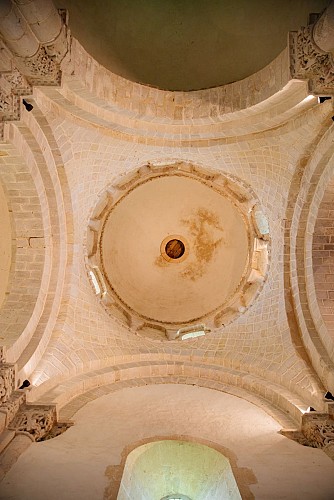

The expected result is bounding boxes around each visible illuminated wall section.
[117,440,242,500]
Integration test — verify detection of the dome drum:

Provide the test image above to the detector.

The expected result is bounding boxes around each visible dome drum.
[85,161,270,341]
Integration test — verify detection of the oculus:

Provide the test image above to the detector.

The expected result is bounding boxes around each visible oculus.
[165,239,185,260]
[161,235,188,263]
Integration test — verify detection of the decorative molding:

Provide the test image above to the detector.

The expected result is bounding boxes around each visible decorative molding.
[16,46,62,87]
[0,6,71,136]
[302,413,334,449]
[0,390,26,426]
[39,421,73,441]
[0,68,32,123]
[8,404,57,441]
[0,390,71,441]
[0,365,15,404]
[289,25,334,95]
[281,409,334,460]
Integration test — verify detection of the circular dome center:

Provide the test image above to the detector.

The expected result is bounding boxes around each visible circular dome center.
[165,239,185,259]
[100,175,250,324]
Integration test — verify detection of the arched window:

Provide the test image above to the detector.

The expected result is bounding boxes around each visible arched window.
[117,440,241,499]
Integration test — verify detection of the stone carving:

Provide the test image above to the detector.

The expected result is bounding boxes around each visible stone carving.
[281,411,334,460]
[0,87,14,115]
[1,70,31,95]
[8,404,56,441]
[0,391,26,426]
[40,421,73,441]
[289,25,334,94]
[0,365,15,404]
[0,69,32,123]
[302,415,334,449]
[0,3,70,135]
[17,46,62,86]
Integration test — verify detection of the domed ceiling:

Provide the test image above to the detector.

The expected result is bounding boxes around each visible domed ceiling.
[86,162,270,341]
[101,175,249,324]
[56,0,329,90]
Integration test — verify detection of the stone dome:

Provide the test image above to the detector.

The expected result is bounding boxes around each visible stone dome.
[87,162,269,340]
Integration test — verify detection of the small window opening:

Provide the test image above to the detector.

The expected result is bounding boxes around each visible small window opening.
[89,270,101,295]
[177,323,209,340]
[165,239,185,259]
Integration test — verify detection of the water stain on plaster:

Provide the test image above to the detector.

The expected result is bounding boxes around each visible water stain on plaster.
[155,254,170,268]
[104,464,122,500]
[181,207,224,281]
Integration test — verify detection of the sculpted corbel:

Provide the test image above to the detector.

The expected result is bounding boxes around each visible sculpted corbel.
[0,365,15,404]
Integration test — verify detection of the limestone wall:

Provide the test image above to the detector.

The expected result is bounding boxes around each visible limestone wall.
[1,385,334,500]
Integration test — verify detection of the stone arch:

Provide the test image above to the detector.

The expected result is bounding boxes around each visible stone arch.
[38,77,315,147]
[0,102,74,385]
[69,39,290,122]
[305,156,334,365]
[52,363,304,428]
[312,178,334,339]
[0,138,46,365]
[284,116,334,394]
[15,100,75,384]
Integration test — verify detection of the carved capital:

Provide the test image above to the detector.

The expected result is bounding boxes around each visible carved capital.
[0,365,16,404]
[281,410,334,460]
[8,404,57,441]
[41,421,73,441]
[15,46,62,87]
[0,5,71,132]
[289,25,334,95]
[302,413,334,449]
[0,68,32,122]
[0,391,26,426]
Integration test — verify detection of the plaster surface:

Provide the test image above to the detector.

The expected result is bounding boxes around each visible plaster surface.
[1,385,334,500]
[101,175,249,324]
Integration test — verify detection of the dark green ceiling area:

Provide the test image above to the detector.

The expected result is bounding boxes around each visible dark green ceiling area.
[55,0,329,91]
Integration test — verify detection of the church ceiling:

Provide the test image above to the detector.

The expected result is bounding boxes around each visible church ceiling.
[55,0,329,90]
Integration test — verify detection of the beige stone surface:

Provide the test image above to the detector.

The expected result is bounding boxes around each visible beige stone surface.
[0,181,11,310]
[2,385,334,500]
[1,2,334,495]
[313,178,334,339]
